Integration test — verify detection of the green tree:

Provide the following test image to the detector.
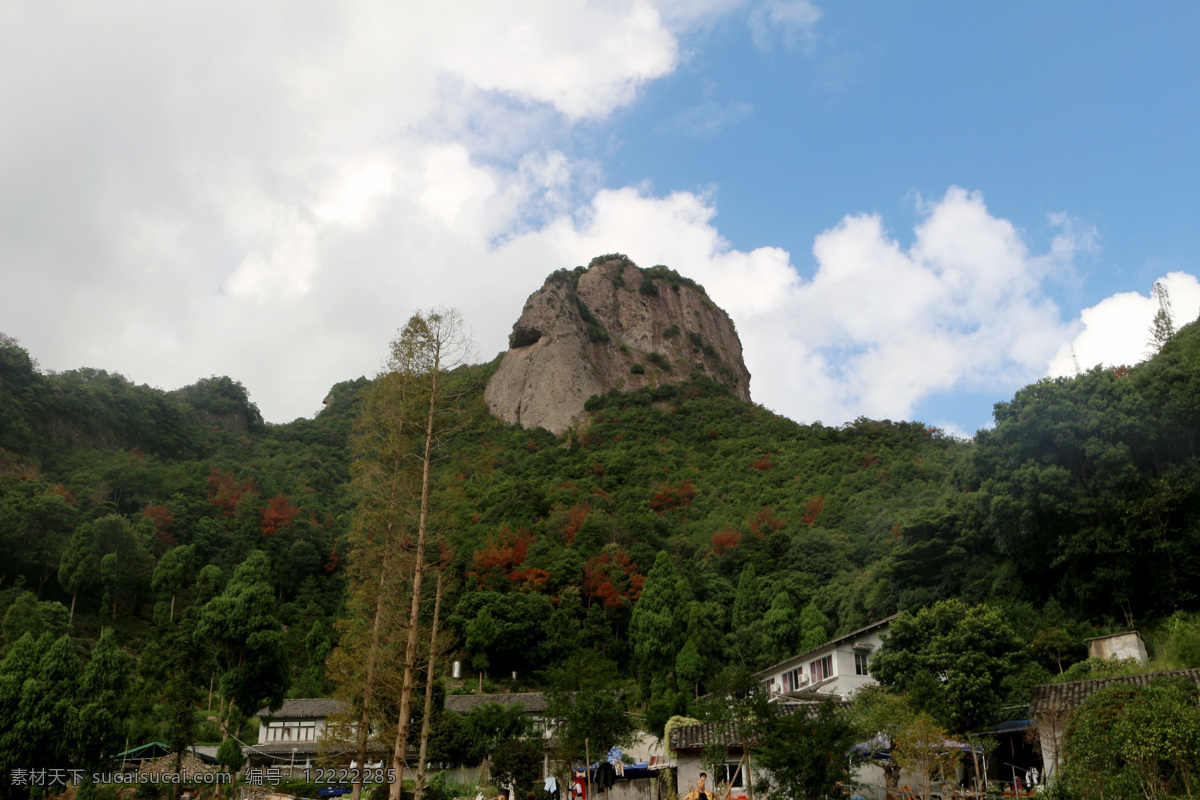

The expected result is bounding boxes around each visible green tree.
[466,607,500,678]
[760,591,802,664]
[630,552,683,687]
[464,702,530,767]
[675,639,705,699]
[193,550,289,736]
[152,544,195,623]
[73,628,130,768]
[754,699,858,800]
[490,739,544,798]
[162,672,199,775]
[58,524,101,623]
[851,687,916,797]
[1062,677,1200,799]
[369,309,473,800]
[91,514,153,621]
[2,591,42,645]
[216,737,245,773]
[871,600,1024,732]
[546,653,634,784]
[797,600,830,652]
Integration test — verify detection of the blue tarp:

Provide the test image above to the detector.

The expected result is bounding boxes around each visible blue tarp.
[585,748,652,781]
[849,735,982,760]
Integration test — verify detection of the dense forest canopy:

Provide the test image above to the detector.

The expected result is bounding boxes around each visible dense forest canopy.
[2,315,1200,791]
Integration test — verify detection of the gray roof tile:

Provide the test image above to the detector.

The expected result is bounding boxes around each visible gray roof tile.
[1029,668,1200,716]
[256,698,350,719]
[444,692,548,714]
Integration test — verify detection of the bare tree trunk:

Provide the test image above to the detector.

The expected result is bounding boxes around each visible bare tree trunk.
[69,588,77,624]
[389,342,442,800]
[413,570,445,800]
[353,558,390,800]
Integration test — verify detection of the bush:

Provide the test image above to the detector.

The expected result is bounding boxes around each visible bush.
[631,364,645,375]
[646,353,672,373]
[1061,678,1200,799]
[217,737,245,772]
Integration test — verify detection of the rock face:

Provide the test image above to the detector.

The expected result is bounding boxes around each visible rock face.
[485,256,751,435]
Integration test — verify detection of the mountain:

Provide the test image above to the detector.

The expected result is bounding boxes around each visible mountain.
[484,255,751,435]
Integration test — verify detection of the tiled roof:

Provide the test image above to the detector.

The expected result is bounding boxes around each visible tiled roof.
[444,692,549,714]
[1029,668,1200,716]
[753,615,898,679]
[668,705,831,751]
[256,698,350,719]
[241,741,390,757]
[668,723,743,752]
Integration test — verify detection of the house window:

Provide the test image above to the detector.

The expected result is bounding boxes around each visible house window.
[721,763,744,790]
[267,721,317,742]
[784,667,804,692]
[854,652,870,676]
[809,655,833,682]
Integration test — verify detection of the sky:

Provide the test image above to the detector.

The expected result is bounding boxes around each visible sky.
[2,2,1198,436]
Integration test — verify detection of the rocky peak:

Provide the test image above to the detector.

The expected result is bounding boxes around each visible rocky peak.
[484,255,751,434]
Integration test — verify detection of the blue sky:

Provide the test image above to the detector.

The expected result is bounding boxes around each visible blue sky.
[1,1,1198,434]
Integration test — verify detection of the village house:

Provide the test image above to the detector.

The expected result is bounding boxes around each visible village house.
[444,692,555,739]
[1029,667,1200,778]
[667,618,896,799]
[668,722,752,800]
[242,698,388,774]
[754,615,896,702]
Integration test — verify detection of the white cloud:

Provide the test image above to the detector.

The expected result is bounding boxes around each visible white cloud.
[495,186,1086,427]
[748,0,822,53]
[0,0,714,421]
[1047,272,1200,377]
[0,0,1152,433]
[657,98,755,139]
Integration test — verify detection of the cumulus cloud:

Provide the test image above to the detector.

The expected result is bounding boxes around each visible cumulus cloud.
[502,186,1087,426]
[1047,273,1200,377]
[0,1,701,421]
[0,1,1155,432]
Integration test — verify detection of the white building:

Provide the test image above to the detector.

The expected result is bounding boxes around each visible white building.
[754,615,896,701]
[244,698,387,773]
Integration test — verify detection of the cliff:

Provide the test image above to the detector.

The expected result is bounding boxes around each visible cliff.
[484,255,751,435]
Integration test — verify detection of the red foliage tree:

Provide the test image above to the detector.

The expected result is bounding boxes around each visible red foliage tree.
[749,506,786,537]
[49,484,77,506]
[325,542,342,573]
[583,546,644,609]
[468,526,535,587]
[206,468,258,517]
[260,493,301,537]
[143,504,178,549]
[710,528,741,555]
[508,567,551,593]
[801,496,825,526]
[562,503,590,545]
[649,478,699,513]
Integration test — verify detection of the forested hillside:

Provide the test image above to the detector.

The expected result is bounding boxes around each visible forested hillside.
[2,314,1200,777]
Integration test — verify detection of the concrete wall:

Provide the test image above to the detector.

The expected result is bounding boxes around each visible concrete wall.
[759,627,888,699]
[675,752,753,800]
[1088,632,1148,662]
